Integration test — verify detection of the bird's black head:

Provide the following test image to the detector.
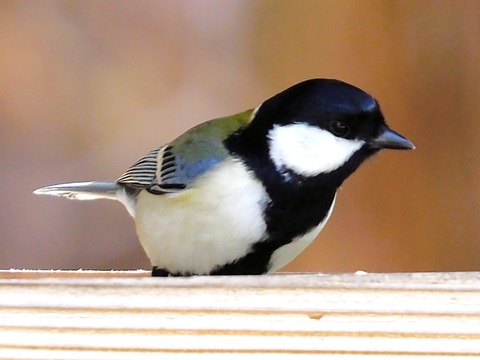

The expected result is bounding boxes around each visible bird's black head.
[255,78,381,133]
[231,78,414,188]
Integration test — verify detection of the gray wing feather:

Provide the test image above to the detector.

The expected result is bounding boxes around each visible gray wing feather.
[116,144,226,194]
[116,115,249,194]
[116,147,160,188]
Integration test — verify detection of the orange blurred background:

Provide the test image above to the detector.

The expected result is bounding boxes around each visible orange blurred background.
[1,0,479,273]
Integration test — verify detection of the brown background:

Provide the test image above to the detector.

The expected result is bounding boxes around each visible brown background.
[1,0,479,273]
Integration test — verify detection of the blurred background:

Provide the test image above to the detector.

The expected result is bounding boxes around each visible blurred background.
[1,0,479,273]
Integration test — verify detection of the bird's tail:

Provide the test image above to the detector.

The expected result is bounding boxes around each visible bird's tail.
[33,181,121,200]
[34,181,137,216]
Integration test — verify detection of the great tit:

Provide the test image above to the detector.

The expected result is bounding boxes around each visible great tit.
[34,78,414,276]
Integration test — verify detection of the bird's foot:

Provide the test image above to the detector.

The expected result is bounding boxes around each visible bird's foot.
[151,266,170,277]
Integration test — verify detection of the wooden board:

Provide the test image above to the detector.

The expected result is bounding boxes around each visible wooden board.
[0,270,479,359]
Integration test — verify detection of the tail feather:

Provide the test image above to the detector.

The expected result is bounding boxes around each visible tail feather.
[34,181,138,217]
[33,181,120,201]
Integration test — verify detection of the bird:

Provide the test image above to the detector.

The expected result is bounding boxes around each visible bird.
[34,78,415,276]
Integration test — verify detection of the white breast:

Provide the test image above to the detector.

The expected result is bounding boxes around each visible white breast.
[134,158,269,274]
[267,194,336,273]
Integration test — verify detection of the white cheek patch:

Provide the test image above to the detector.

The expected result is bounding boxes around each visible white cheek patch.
[268,123,365,176]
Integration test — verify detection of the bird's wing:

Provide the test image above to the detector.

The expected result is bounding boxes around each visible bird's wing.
[116,109,254,194]
[116,145,184,193]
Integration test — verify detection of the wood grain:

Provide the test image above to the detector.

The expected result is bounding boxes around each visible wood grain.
[0,271,479,359]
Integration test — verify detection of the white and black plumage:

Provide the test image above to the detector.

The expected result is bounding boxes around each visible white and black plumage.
[34,79,415,276]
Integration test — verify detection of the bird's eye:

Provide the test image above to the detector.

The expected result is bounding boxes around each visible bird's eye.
[329,120,350,137]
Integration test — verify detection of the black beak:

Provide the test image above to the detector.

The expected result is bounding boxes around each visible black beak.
[370,126,415,150]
